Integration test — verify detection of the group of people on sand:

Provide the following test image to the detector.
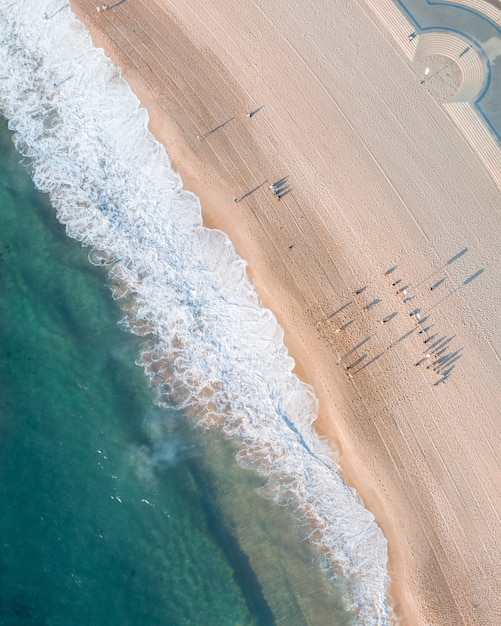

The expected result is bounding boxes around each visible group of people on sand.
[268,177,291,201]
[341,269,458,387]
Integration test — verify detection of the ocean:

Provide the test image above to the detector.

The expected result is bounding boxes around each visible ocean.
[0,2,389,624]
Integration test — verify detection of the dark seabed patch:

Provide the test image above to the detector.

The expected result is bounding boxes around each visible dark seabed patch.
[0,117,353,625]
[0,117,262,625]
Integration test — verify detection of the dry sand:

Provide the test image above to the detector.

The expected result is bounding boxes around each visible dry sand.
[72,1,501,624]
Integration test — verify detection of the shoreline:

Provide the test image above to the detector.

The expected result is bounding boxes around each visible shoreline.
[70,1,501,624]
[70,4,411,618]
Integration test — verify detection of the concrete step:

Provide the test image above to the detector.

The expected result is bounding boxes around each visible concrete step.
[363,1,500,188]
[415,32,486,102]
[445,102,501,187]
[440,0,501,28]
[364,0,418,58]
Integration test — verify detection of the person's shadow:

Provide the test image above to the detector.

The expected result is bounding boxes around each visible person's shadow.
[103,0,129,10]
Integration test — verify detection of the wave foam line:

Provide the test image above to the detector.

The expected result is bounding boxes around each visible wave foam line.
[0,2,389,623]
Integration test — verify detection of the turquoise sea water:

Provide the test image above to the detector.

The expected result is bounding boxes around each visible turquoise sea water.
[0,118,352,625]
[0,117,253,624]
[0,3,391,624]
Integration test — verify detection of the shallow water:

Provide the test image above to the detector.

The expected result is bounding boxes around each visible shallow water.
[0,118,257,624]
[0,2,389,623]
[0,116,354,625]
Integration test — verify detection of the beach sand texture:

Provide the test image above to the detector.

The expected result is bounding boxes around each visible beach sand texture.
[71,1,501,624]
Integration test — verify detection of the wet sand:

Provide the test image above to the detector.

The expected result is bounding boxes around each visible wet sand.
[71,1,501,624]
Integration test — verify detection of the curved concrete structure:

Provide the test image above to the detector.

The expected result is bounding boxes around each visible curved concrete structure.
[415,30,487,101]
[364,0,501,186]
[441,0,501,28]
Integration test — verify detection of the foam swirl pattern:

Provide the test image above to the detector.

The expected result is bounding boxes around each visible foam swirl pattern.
[0,2,389,623]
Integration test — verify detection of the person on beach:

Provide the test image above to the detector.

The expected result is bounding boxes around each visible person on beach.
[415,354,431,366]
[247,107,262,118]
[269,177,288,195]
[277,185,291,201]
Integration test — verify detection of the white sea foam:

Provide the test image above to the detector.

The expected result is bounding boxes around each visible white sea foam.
[0,2,390,623]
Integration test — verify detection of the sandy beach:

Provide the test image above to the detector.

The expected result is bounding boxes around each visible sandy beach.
[70,1,501,624]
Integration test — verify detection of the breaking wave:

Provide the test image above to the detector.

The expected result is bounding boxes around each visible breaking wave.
[0,2,389,623]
